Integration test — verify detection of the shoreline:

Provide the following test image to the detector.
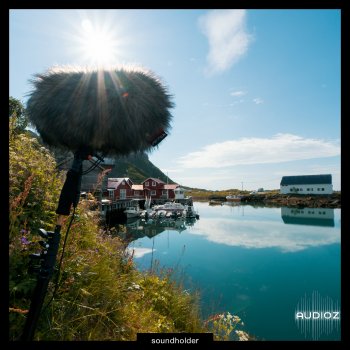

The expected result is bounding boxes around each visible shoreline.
[190,193,341,209]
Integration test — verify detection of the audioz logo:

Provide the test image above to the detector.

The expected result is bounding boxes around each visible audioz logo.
[295,291,340,340]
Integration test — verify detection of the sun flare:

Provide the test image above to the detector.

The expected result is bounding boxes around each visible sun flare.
[79,19,119,67]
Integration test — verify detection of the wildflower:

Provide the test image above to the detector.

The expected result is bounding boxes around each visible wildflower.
[20,229,27,234]
[233,315,241,323]
[127,282,141,291]
[235,330,249,341]
[20,236,30,245]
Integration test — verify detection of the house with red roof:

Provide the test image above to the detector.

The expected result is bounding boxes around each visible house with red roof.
[105,178,134,201]
[142,177,180,200]
[103,177,181,203]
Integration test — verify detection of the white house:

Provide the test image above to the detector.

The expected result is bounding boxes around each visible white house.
[174,187,186,200]
[280,174,333,195]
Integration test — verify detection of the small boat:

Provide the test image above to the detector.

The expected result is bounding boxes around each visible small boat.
[153,202,186,212]
[124,206,142,218]
[226,195,243,202]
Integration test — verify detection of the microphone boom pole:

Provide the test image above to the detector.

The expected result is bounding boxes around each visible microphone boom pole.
[20,65,174,340]
[21,149,91,341]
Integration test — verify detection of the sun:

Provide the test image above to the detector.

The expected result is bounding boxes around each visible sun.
[79,19,119,67]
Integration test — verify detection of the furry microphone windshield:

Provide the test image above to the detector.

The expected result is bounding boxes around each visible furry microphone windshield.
[26,66,174,155]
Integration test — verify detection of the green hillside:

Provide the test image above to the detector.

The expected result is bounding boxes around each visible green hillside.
[108,153,175,184]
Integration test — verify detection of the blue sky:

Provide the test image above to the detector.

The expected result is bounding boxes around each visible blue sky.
[9,9,341,190]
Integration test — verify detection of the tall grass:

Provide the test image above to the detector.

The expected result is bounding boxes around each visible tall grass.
[9,119,207,340]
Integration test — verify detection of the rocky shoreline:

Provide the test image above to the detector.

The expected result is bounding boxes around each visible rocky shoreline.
[242,193,341,208]
[200,192,341,208]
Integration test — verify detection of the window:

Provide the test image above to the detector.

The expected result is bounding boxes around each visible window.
[134,191,139,196]
[151,190,156,196]
[108,190,114,199]
[322,188,325,191]
[145,181,149,186]
[162,190,168,195]
[307,188,310,191]
[152,181,156,186]
[120,189,126,199]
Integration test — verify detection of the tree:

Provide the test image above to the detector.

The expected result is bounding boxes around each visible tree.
[9,97,28,133]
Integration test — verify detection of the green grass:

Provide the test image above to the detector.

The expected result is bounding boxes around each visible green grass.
[9,115,252,341]
[9,121,207,340]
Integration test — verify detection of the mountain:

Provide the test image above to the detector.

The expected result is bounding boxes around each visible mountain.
[25,130,174,189]
[51,149,174,190]
[106,152,174,184]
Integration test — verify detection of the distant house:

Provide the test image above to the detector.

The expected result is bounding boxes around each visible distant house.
[105,178,134,200]
[280,174,333,195]
[142,177,179,200]
[103,177,180,203]
[174,187,186,200]
[131,184,144,199]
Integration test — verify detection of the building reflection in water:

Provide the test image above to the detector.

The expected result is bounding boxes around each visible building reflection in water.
[116,217,198,244]
[281,207,335,227]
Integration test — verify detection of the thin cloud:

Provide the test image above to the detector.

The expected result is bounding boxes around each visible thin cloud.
[198,10,252,75]
[177,134,340,168]
[253,97,264,104]
[231,90,246,97]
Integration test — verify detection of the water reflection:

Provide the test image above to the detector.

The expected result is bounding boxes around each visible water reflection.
[186,205,339,253]
[281,207,335,227]
[124,202,340,340]
[117,217,198,244]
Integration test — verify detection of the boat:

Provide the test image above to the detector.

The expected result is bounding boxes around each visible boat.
[153,202,186,212]
[226,195,243,202]
[124,206,142,218]
[152,202,186,217]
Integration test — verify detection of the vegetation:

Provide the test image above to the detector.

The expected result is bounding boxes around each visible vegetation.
[9,96,29,133]
[9,97,252,341]
[9,119,207,340]
[111,153,175,184]
[205,312,251,341]
[184,188,251,200]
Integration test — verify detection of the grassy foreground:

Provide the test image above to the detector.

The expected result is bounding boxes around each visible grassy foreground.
[9,117,251,341]
[9,126,207,340]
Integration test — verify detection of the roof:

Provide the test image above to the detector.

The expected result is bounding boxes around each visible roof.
[132,184,144,190]
[109,177,132,183]
[164,184,179,190]
[107,177,133,189]
[142,177,165,184]
[280,174,332,186]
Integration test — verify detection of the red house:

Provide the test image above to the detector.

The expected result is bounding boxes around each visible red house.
[103,177,180,203]
[142,178,178,200]
[105,178,134,200]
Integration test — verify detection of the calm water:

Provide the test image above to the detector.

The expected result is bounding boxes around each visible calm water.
[124,202,341,340]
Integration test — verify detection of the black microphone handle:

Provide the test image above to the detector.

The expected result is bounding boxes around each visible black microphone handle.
[56,152,85,215]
